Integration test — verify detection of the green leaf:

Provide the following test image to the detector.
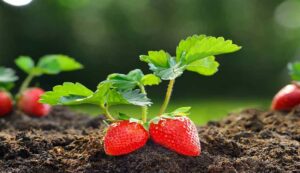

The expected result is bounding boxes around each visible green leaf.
[186,56,220,76]
[107,69,143,90]
[176,35,241,64]
[140,50,170,67]
[86,81,115,105]
[118,113,131,120]
[106,89,130,106]
[288,62,300,81]
[0,83,15,91]
[140,35,241,81]
[37,55,83,75]
[0,67,18,90]
[40,82,94,105]
[40,55,83,71]
[141,74,161,86]
[121,89,152,106]
[127,69,144,82]
[107,69,160,88]
[37,57,61,75]
[87,81,151,107]
[149,57,185,80]
[41,80,152,107]
[15,56,35,74]
[0,67,18,83]
[80,81,129,106]
[176,35,206,61]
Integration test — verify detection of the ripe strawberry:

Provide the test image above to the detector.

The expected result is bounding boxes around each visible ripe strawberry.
[104,120,149,156]
[18,87,51,117]
[149,116,201,156]
[0,90,13,116]
[271,84,300,111]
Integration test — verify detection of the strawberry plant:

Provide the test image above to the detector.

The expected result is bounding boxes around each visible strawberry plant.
[40,35,241,156]
[0,55,82,117]
[15,55,83,117]
[0,67,18,116]
[271,62,300,111]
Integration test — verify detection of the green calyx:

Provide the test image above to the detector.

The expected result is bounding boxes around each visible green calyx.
[150,106,192,124]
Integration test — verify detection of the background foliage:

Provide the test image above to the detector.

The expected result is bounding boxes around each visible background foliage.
[1,0,300,122]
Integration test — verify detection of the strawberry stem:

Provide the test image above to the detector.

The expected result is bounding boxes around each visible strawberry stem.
[17,73,34,96]
[138,84,148,123]
[158,79,175,115]
[101,104,115,121]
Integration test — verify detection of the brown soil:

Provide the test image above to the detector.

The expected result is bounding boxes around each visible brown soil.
[0,106,299,173]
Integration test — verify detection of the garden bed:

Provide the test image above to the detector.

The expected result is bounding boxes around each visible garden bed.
[0,106,299,173]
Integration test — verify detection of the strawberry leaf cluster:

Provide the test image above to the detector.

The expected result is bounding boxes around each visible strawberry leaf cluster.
[0,67,18,90]
[140,35,241,80]
[40,69,157,121]
[0,54,82,117]
[16,55,82,76]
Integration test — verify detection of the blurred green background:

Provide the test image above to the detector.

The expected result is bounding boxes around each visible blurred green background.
[1,0,300,124]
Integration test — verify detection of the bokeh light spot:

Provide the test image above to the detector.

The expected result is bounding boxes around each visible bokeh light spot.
[274,0,300,29]
[2,0,33,6]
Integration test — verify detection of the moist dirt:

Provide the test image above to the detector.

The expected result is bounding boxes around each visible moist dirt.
[0,106,299,173]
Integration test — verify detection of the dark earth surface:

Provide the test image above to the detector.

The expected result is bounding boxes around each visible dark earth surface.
[0,106,299,173]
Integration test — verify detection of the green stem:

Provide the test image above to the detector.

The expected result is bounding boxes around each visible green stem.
[139,84,148,123]
[101,105,115,121]
[18,73,35,95]
[158,79,175,115]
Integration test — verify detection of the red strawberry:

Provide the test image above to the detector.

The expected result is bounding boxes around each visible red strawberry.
[18,87,51,117]
[271,84,300,111]
[149,116,201,156]
[104,120,149,156]
[0,90,13,116]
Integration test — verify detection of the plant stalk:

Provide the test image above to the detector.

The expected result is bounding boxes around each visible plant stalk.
[139,84,148,123]
[18,73,35,96]
[158,79,175,115]
[101,105,115,121]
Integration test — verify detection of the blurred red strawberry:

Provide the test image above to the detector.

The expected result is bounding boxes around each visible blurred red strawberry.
[271,84,300,111]
[0,90,13,116]
[18,87,51,117]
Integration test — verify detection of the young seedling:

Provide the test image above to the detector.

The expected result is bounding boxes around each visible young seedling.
[271,62,300,111]
[40,34,241,156]
[140,35,241,156]
[15,55,83,117]
[0,67,18,116]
